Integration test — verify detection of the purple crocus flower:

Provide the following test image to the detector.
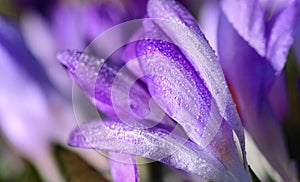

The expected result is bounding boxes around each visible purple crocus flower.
[58,0,252,181]
[217,0,298,181]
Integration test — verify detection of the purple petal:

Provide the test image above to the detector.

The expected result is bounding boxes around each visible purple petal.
[56,50,120,115]
[51,3,84,50]
[0,44,50,156]
[68,119,249,182]
[122,29,146,78]
[81,2,126,58]
[0,30,64,182]
[218,14,275,118]
[0,16,53,91]
[218,14,297,181]
[266,0,298,74]
[252,103,298,182]
[57,50,170,128]
[198,0,220,52]
[260,0,295,15]
[20,11,74,97]
[269,72,288,121]
[109,153,139,182]
[137,38,218,148]
[123,0,147,19]
[219,0,266,56]
[144,0,247,168]
[220,0,298,75]
[82,3,125,41]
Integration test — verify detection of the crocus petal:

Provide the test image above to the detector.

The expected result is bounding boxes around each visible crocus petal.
[57,50,169,128]
[198,0,220,52]
[137,38,219,148]
[245,130,285,182]
[219,0,266,56]
[69,119,249,182]
[218,14,298,182]
[266,0,298,74]
[143,0,247,168]
[51,3,84,50]
[81,2,126,59]
[254,103,298,182]
[220,0,298,75]
[122,28,146,78]
[218,14,274,118]
[109,153,139,182]
[0,16,53,91]
[20,11,73,97]
[123,0,147,19]
[0,43,64,182]
[259,0,294,15]
[81,2,125,42]
[269,72,288,121]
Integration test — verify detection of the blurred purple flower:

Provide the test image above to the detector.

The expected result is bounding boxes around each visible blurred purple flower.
[0,15,68,182]
[58,0,252,181]
[215,0,299,181]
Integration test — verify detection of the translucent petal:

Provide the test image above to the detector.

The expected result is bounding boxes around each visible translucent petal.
[69,119,249,182]
[266,0,298,75]
[57,50,169,128]
[218,14,297,182]
[109,153,139,182]
[137,38,219,148]
[219,0,266,56]
[220,0,298,75]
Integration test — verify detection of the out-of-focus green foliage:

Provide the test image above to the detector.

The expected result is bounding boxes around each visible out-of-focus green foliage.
[54,145,109,182]
[0,134,41,182]
[284,51,300,179]
[0,0,19,17]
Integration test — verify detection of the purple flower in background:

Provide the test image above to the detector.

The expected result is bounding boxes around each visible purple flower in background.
[0,15,67,182]
[19,0,137,96]
[217,0,298,181]
[58,0,252,181]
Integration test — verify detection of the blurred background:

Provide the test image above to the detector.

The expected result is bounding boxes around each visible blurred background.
[0,0,299,181]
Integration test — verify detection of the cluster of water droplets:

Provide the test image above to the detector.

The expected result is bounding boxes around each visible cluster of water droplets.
[69,118,238,181]
[137,37,219,148]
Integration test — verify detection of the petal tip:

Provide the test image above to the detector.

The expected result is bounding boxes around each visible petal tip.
[67,127,88,148]
[56,49,82,71]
